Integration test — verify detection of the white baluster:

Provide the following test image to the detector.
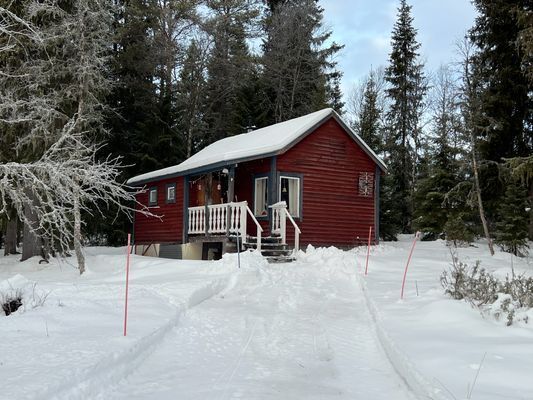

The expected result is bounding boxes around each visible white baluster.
[240,202,247,238]
[280,207,287,245]
[231,205,237,232]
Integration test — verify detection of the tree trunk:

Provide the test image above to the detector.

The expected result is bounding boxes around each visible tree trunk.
[529,179,533,240]
[471,143,495,256]
[73,193,85,274]
[21,200,43,261]
[4,218,18,256]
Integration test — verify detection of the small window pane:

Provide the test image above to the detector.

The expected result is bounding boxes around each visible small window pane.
[280,176,300,217]
[254,177,268,216]
[167,185,176,202]
[149,188,158,205]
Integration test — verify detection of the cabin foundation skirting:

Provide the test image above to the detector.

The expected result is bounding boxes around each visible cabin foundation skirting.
[134,242,204,260]
[134,238,239,261]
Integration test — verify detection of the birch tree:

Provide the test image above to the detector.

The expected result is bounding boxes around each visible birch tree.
[0,135,150,270]
[0,1,151,272]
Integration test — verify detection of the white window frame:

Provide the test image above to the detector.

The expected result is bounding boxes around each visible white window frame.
[279,176,301,218]
[148,187,158,206]
[254,176,269,217]
[166,183,176,203]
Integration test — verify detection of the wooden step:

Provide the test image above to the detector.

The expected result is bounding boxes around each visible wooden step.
[228,235,295,263]
[245,242,289,249]
[246,236,283,244]
[260,249,293,257]
[266,256,296,263]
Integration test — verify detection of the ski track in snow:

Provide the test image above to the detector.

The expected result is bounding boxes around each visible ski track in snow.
[93,257,418,400]
[40,276,232,400]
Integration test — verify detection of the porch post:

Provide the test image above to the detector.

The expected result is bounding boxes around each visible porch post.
[268,156,277,232]
[204,172,212,235]
[226,166,235,236]
[183,175,190,243]
[227,165,235,202]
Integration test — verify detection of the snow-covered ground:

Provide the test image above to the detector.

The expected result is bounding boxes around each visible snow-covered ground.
[1,238,532,400]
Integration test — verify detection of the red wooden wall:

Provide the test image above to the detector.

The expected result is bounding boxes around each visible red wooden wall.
[277,117,377,247]
[134,177,184,244]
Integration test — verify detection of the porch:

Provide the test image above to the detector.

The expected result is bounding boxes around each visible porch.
[182,156,302,260]
[187,201,301,260]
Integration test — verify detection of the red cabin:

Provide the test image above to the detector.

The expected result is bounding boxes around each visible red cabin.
[128,108,386,261]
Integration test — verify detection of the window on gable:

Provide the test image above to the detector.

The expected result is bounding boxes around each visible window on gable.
[149,187,158,206]
[279,176,300,217]
[254,177,268,217]
[166,183,176,203]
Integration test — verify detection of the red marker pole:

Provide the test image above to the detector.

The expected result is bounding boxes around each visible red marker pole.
[400,232,420,300]
[364,226,372,275]
[123,233,131,336]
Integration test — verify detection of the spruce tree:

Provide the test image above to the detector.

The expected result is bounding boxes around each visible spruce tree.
[469,0,532,227]
[494,179,529,256]
[177,40,208,158]
[107,0,163,177]
[444,212,475,247]
[470,0,531,161]
[383,0,427,234]
[203,0,261,143]
[260,0,343,124]
[357,70,383,153]
[413,65,463,239]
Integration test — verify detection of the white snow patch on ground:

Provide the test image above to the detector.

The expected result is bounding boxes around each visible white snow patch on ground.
[358,236,533,400]
[1,238,532,399]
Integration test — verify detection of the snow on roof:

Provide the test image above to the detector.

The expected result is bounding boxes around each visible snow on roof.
[128,108,386,185]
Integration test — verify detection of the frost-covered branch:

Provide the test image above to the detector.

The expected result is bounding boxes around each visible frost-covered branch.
[0,134,155,269]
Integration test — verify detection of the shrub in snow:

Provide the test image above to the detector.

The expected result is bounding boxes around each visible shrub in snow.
[2,290,23,316]
[1,276,50,316]
[441,259,533,326]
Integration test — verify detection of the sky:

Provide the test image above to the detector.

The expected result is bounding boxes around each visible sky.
[321,0,478,106]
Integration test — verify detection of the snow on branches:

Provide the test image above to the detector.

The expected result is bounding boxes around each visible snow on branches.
[0,1,147,273]
[0,135,152,268]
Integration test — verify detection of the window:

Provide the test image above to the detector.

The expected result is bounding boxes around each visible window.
[279,176,300,217]
[254,177,268,217]
[166,183,176,203]
[148,187,158,206]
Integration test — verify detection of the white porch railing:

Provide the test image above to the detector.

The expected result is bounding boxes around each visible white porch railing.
[188,201,263,251]
[188,206,206,234]
[270,201,301,254]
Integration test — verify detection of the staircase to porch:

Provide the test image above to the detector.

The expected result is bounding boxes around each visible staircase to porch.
[227,235,296,263]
